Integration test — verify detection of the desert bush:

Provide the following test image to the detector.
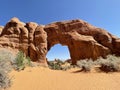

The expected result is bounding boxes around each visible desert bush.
[96,55,120,72]
[48,59,93,71]
[48,55,120,72]
[13,51,31,71]
[0,49,14,89]
[76,55,120,73]
[106,55,120,64]
[48,61,62,70]
[77,59,94,72]
[0,69,11,89]
[61,62,71,71]
[0,49,15,63]
[48,59,76,71]
[48,59,65,70]
[0,49,32,89]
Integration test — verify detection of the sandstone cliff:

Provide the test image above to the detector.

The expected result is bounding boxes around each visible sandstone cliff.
[0,17,120,64]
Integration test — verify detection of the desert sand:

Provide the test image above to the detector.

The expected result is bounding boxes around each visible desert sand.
[9,67,120,90]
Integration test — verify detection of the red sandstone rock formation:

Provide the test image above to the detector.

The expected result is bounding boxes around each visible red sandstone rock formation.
[0,18,120,64]
[0,17,47,65]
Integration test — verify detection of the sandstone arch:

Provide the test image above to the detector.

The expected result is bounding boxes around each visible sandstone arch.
[44,20,111,64]
[0,18,120,65]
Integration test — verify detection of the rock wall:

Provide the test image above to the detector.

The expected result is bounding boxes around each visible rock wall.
[0,18,120,65]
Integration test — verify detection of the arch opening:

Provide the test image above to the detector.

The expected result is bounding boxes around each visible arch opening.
[46,44,70,61]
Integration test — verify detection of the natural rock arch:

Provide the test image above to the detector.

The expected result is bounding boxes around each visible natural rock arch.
[0,18,120,65]
[44,20,111,64]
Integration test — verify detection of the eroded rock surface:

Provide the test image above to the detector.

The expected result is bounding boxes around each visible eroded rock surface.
[0,18,120,64]
[0,17,47,65]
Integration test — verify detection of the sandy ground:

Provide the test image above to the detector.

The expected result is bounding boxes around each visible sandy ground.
[8,67,120,90]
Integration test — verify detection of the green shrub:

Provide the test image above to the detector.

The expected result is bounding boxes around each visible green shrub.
[48,61,62,70]
[77,59,94,72]
[48,59,64,70]
[14,51,31,70]
[25,56,31,66]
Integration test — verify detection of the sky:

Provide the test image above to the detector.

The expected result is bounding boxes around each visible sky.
[0,0,120,60]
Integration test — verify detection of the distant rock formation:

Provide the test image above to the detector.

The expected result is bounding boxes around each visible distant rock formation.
[0,17,120,65]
